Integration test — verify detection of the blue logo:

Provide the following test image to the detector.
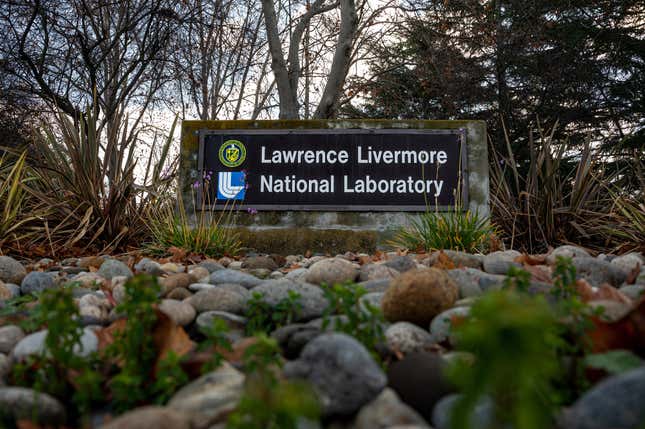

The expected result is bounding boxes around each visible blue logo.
[217,171,246,200]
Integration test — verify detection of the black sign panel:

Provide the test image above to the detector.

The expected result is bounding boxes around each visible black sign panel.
[198,129,467,211]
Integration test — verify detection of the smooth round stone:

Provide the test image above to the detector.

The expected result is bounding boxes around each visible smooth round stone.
[572,257,627,287]
[546,245,591,265]
[246,268,271,279]
[134,257,164,275]
[196,311,247,338]
[271,323,322,359]
[283,333,387,417]
[360,292,384,314]
[100,406,191,429]
[0,353,10,382]
[0,256,27,284]
[619,284,645,300]
[429,306,471,345]
[610,252,644,275]
[0,387,66,424]
[385,322,433,354]
[186,287,249,315]
[159,299,196,326]
[0,325,25,354]
[189,283,215,292]
[482,250,522,275]
[384,256,417,273]
[305,258,358,286]
[70,272,104,288]
[446,269,483,298]
[12,328,98,360]
[432,394,494,429]
[209,269,263,289]
[242,256,278,271]
[20,271,57,295]
[358,278,391,293]
[187,266,210,282]
[198,259,225,273]
[354,388,430,429]
[5,283,20,298]
[161,273,193,295]
[79,305,109,325]
[97,259,133,279]
[359,264,400,282]
[166,287,193,300]
[159,262,185,273]
[268,271,284,279]
[228,261,243,270]
[78,293,110,309]
[251,279,328,321]
[284,268,309,281]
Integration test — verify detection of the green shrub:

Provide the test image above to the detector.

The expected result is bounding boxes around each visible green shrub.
[0,152,39,250]
[227,335,320,429]
[245,290,302,335]
[322,283,385,360]
[447,290,560,429]
[392,208,495,252]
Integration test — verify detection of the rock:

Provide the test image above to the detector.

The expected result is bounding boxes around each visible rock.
[546,245,591,265]
[228,261,243,270]
[482,250,522,275]
[189,282,216,292]
[159,262,184,273]
[572,257,627,287]
[78,293,110,309]
[384,256,417,273]
[385,322,433,355]
[209,269,263,289]
[100,406,191,429]
[446,269,483,298]
[358,278,392,293]
[0,325,25,354]
[284,333,386,417]
[187,266,210,282]
[134,257,164,275]
[285,268,309,282]
[611,252,643,276]
[70,272,104,288]
[268,271,284,279]
[0,353,9,383]
[559,365,645,429]
[251,279,328,321]
[20,271,57,295]
[196,311,247,340]
[0,256,27,284]
[167,287,193,300]
[161,273,193,295]
[246,268,271,279]
[186,287,249,315]
[354,388,430,429]
[272,323,322,359]
[0,387,66,424]
[441,250,483,269]
[3,283,20,299]
[0,282,13,300]
[159,299,197,326]
[199,259,225,273]
[359,264,400,282]
[588,300,632,322]
[77,256,105,269]
[242,255,278,271]
[12,327,98,360]
[97,259,133,280]
[382,268,459,326]
[429,306,471,345]
[218,257,233,267]
[387,351,455,423]
[305,258,358,286]
[79,305,109,325]
[360,292,384,313]
[619,284,645,300]
[432,394,495,429]
[168,363,244,423]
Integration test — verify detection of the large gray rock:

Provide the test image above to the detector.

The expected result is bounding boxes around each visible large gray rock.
[305,258,358,286]
[546,245,591,265]
[610,252,643,276]
[359,264,400,282]
[0,325,25,354]
[358,278,392,293]
[619,284,645,300]
[0,256,26,284]
[12,327,98,360]
[97,259,133,280]
[196,311,247,341]
[448,268,505,293]
[354,388,430,429]
[242,255,279,271]
[559,365,645,429]
[159,299,196,326]
[251,279,328,321]
[20,271,57,295]
[429,306,471,345]
[285,268,309,282]
[572,257,627,286]
[209,269,263,289]
[0,387,66,424]
[385,322,433,355]
[168,363,244,422]
[199,259,225,273]
[384,256,417,273]
[283,333,386,417]
[482,250,522,275]
[133,257,164,275]
[186,287,249,315]
[272,323,323,359]
[99,406,191,429]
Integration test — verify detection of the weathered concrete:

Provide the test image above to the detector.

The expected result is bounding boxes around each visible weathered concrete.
[180,120,488,251]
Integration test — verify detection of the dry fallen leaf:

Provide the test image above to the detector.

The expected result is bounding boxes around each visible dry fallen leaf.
[575,279,632,305]
[589,298,645,357]
[168,246,188,262]
[433,251,456,270]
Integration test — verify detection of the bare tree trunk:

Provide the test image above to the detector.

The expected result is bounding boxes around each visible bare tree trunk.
[314,0,357,119]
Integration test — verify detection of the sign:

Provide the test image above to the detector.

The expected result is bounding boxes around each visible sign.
[197,129,467,211]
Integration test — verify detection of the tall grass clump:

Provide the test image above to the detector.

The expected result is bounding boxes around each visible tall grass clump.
[490,120,644,253]
[4,107,177,255]
[393,207,496,253]
[0,152,39,250]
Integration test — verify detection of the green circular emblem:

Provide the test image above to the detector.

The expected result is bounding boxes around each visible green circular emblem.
[218,139,246,167]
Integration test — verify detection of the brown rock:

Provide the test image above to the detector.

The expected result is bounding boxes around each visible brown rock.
[0,282,11,300]
[382,268,458,326]
[161,273,192,295]
[78,256,105,269]
[167,287,193,300]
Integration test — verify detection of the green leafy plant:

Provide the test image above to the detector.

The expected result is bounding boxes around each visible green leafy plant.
[11,288,102,418]
[199,318,233,373]
[227,335,320,429]
[503,265,531,293]
[322,283,385,359]
[584,350,644,375]
[152,351,189,405]
[245,290,302,335]
[448,290,561,429]
[393,208,495,252]
[107,275,162,412]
